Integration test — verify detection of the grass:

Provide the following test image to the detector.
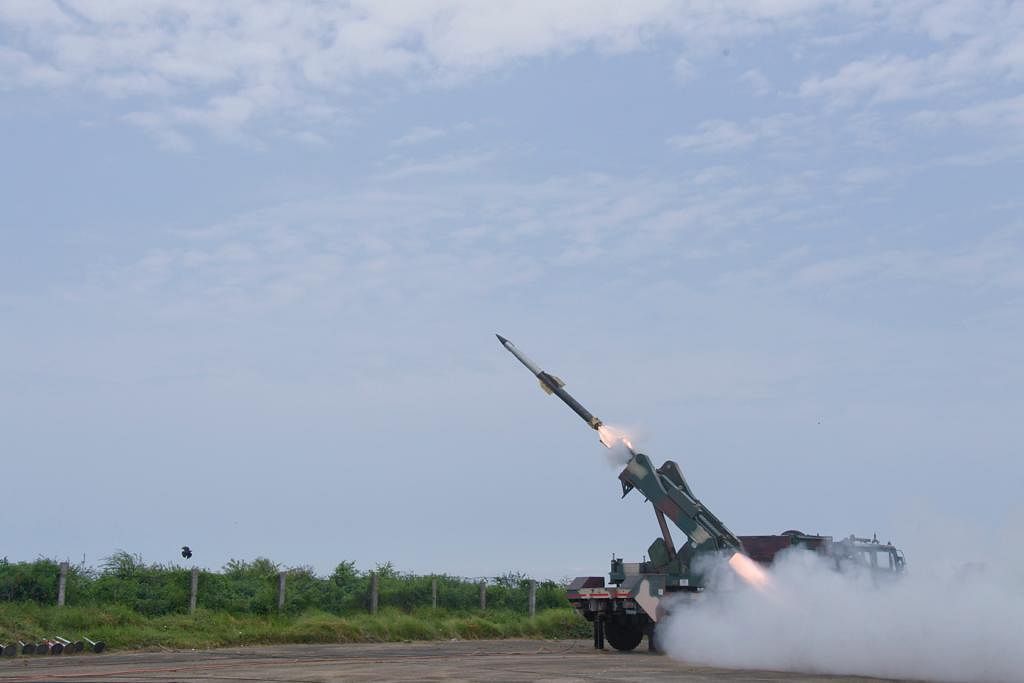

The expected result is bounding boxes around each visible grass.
[0,604,590,651]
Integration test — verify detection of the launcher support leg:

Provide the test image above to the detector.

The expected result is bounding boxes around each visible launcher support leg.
[593,617,605,650]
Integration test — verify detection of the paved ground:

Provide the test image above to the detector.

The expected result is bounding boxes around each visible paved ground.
[0,639,904,682]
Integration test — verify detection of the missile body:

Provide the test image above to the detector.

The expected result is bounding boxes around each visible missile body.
[496,334,604,432]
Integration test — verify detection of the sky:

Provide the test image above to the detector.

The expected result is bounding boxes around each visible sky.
[1,1,1022,581]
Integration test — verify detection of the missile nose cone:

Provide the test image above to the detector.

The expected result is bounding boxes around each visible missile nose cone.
[496,333,510,345]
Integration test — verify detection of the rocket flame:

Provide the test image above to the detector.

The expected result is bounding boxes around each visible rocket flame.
[728,552,771,591]
[597,424,635,452]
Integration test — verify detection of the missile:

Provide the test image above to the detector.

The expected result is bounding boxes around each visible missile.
[497,334,614,445]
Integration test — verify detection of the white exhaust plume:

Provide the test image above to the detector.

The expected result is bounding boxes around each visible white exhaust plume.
[660,547,1024,682]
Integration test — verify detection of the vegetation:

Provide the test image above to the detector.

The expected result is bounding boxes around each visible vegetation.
[0,555,589,650]
[0,604,589,650]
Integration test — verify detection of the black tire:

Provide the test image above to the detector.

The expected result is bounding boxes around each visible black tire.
[605,622,644,651]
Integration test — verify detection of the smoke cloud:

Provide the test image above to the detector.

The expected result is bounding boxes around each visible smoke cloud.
[660,546,1024,682]
[603,440,634,467]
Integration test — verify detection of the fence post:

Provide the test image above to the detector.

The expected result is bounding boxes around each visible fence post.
[370,573,379,615]
[189,567,199,614]
[431,577,438,609]
[277,571,287,612]
[57,562,68,607]
[479,580,486,610]
[528,580,537,618]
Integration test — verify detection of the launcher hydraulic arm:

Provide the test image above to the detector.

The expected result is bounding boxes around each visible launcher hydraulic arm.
[617,451,744,580]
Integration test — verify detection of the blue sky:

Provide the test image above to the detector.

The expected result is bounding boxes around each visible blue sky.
[1,1,1022,579]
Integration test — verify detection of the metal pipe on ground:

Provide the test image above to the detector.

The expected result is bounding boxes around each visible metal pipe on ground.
[41,639,64,655]
[55,636,83,653]
[82,636,106,653]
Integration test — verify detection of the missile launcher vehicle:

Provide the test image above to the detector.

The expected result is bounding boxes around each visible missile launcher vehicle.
[497,334,906,652]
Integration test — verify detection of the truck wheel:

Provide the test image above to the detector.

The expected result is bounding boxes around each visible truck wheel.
[604,623,644,651]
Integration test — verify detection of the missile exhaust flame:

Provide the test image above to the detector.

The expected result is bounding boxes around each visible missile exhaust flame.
[597,424,636,452]
[728,552,772,591]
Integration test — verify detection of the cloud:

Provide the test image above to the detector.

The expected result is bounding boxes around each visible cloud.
[912,94,1024,133]
[667,115,802,154]
[839,165,895,189]
[68,168,816,319]
[290,130,328,146]
[122,111,194,152]
[71,157,1024,328]
[4,2,1019,148]
[0,46,70,88]
[668,120,759,153]
[799,54,951,106]
[672,55,696,83]
[799,3,1023,108]
[739,68,772,96]
[390,125,446,147]
[377,151,493,180]
[786,230,1024,292]
[0,0,69,26]
[0,1,873,147]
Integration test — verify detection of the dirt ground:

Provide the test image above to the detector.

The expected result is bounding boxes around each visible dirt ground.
[0,639,905,682]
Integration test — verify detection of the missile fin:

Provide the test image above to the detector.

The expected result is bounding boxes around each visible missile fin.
[539,379,554,394]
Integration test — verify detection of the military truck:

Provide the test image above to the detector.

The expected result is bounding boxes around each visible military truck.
[565,450,906,651]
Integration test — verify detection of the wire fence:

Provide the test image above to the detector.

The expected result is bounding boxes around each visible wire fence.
[0,554,571,617]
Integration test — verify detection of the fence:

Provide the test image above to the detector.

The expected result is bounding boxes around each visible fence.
[0,555,568,617]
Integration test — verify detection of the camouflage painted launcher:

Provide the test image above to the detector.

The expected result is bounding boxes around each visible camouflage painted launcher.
[618,451,744,579]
